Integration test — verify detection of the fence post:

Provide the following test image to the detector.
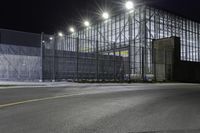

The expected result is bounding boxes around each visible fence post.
[40,32,44,82]
[152,40,156,81]
[96,40,99,81]
[142,47,145,81]
[114,42,116,81]
[76,37,79,82]
[52,34,56,82]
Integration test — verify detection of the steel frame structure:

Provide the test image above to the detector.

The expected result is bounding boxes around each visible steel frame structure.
[43,5,200,81]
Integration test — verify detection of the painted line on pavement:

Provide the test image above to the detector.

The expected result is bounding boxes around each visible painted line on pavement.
[0,93,84,109]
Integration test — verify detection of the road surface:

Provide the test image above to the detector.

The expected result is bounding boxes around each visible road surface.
[0,83,200,133]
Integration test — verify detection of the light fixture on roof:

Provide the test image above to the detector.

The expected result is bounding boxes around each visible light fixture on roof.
[84,20,90,27]
[58,32,63,37]
[69,27,75,33]
[102,12,109,20]
[125,1,134,10]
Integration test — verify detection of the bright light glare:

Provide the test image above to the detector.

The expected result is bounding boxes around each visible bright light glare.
[49,37,53,40]
[125,1,134,10]
[58,32,63,37]
[102,12,109,19]
[84,21,90,27]
[69,27,75,33]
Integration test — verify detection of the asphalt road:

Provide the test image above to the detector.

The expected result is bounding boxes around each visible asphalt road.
[0,83,200,133]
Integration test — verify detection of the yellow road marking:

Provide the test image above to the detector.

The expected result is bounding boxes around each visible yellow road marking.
[0,93,82,109]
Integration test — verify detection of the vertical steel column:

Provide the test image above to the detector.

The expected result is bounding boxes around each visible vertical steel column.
[174,16,177,36]
[114,16,117,81]
[139,7,143,78]
[188,21,191,61]
[141,6,147,81]
[198,24,200,61]
[128,12,133,81]
[185,19,188,60]
[162,11,165,38]
[192,22,194,61]
[110,17,113,81]
[96,23,100,81]
[181,18,184,60]
[191,21,193,61]
[195,23,197,61]
[133,11,136,74]
[152,39,156,81]
[167,13,169,37]
[119,14,123,80]
[149,8,153,74]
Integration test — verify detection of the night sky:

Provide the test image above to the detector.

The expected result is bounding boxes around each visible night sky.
[1,0,200,34]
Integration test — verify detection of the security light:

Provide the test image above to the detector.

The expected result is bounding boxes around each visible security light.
[84,21,90,27]
[102,12,109,20]
[69,27,75,33]
[58,32,63,37]
[125,1,134,10]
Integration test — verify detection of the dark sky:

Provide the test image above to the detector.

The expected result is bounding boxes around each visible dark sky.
[1,0,200,34]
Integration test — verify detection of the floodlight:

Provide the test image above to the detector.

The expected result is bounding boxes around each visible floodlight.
[84,21,90,27]
[102,12,109,20]
[58,32,63,37]
[69,27,75,33]
[49,37,53,40]
[125,1,134,10]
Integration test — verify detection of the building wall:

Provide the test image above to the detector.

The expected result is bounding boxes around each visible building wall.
[153,36,200,83]
[62,5,200,81]
[174,61,200,83]
[0,29,41,81]
[153,37,175,81]
[174,37,200,83]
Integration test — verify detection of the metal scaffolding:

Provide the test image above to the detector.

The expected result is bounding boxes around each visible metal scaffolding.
[42,5,200,82]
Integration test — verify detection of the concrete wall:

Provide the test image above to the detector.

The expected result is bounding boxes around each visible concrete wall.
[154,36,200,83]
[153,37,175,81]
[0,29,41,81]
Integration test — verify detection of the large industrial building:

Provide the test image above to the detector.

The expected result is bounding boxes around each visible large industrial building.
[1,4,200,82]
